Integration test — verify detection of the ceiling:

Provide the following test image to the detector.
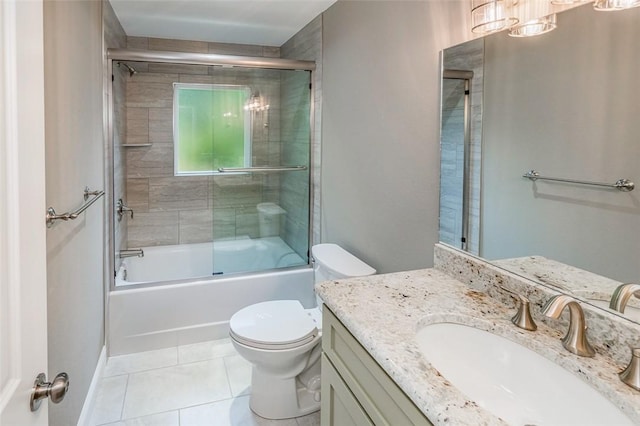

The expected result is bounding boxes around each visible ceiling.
[110,0,337,47]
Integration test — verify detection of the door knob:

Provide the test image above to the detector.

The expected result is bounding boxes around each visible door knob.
[30,372,69,412]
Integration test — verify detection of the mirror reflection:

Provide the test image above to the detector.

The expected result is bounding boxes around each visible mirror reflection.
[439,3,640,322]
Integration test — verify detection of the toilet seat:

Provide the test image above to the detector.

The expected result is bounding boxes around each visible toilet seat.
[230,300,319,350]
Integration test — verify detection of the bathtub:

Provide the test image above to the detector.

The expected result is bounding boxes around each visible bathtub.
[116,237,306,285]
[109,238,314,355]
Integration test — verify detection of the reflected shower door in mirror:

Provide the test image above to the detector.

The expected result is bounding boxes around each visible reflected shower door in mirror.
[440,73,474,252]
[112,59,312,285]
[439,3,640,322]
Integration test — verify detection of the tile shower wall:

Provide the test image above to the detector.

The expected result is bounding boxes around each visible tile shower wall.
[122,37,283,248]
[281,16,322,257]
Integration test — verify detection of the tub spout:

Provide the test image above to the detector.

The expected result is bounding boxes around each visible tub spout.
[118,248,144,259]
[543,294,595,357]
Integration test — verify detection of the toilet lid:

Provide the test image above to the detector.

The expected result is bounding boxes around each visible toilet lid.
[230,300,318,349]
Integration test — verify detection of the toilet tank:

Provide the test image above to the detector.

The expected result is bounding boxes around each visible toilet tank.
[311,243,376,284]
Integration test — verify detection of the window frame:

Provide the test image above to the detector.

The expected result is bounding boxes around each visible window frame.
[172,82,252,176]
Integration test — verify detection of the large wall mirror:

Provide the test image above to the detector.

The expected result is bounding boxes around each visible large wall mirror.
[439,3,640,324]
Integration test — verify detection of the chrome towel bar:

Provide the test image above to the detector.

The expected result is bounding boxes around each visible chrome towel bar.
[523,170,635,192]
[46,187,105,228]
[217,165,307,173]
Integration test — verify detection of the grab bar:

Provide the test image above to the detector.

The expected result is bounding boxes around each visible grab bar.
[46,187,105,228]
[523,170,635,192]
[217,165,307,173]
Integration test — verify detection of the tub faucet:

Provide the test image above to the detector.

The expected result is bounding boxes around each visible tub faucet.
[116,198,134,221]
[118,248,144,259]
[542,294,595,357]
[609,283,640,314]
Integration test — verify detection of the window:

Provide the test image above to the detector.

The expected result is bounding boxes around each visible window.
[173,83,251,175]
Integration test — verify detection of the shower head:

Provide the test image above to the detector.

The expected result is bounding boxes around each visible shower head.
[117,62,137,77]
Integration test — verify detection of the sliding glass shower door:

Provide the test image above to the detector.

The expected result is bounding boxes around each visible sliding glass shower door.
[205,67,312,276]
[440,72,472,251]
[111,51,314,285]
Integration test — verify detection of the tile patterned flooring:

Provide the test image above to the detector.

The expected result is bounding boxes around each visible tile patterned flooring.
[90,338,320,426]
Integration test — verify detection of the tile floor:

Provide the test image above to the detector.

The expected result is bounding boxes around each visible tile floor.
[90,338,320,426]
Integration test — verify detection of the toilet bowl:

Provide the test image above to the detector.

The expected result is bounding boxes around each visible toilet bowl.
[229,244,375,419]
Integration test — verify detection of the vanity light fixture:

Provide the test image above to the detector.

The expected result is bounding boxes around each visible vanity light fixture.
[508,0,560,37]
[471,0,519,34]
[593,0,640,10]
[508,13,557,37]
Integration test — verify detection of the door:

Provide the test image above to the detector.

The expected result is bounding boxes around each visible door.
[0,0,49,425]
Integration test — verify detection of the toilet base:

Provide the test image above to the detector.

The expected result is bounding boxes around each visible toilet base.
[249,362,321,419]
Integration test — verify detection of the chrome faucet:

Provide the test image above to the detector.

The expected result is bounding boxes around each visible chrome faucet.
[118,248,144,259]
[542,294,595,357]
[609,283,640,314]
[619,348,640,391]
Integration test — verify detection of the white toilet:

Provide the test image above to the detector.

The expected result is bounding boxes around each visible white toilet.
[229,243,376,419]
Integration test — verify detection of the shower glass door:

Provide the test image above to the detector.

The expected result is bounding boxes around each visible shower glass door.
[111,53,314,286]
[439,74,471,250]
[201,67,312,276]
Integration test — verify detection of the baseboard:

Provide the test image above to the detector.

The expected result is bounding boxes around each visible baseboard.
[76,345,106,426]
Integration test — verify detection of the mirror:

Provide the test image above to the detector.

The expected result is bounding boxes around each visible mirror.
[439,3,640,323]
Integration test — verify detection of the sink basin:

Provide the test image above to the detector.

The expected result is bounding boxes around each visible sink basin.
[587,299,640,322]
[416,323,633,425]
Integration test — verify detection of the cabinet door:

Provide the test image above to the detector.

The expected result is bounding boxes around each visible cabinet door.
[321,354,373,426]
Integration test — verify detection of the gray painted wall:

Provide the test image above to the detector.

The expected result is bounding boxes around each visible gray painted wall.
[481,5,640,282]
[44,1,105,424]
[321,1,471,273]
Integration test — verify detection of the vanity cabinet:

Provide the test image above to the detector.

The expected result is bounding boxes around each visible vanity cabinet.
[321,307,432,426]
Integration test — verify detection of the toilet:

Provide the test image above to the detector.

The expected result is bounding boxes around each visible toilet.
[229,243,376,419]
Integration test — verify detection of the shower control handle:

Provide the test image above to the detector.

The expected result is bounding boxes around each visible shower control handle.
[116,198,134,221]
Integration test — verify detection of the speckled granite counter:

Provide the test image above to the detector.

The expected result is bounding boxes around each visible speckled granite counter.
[316,247,640,425]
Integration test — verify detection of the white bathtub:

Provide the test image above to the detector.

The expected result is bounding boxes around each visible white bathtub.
[117,237,306,285]
[109,238,314,355]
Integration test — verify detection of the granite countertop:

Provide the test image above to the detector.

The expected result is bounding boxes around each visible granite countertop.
[316,268,640,425]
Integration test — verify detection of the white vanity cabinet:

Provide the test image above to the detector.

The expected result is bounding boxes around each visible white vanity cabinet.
[321,307,433,426]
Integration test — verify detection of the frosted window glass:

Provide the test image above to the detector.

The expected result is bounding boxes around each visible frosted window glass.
[174,84,250,175]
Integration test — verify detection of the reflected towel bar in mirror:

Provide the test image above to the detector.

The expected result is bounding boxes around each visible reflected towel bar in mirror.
[523,170,635,192]
[46,187,105,228]
[217,165,307,173]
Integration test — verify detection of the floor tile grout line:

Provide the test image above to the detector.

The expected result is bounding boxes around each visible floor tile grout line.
[118,374,130,422]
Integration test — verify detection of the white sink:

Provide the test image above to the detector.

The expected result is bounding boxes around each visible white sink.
[587,299,640,323]
[416,323,633,425]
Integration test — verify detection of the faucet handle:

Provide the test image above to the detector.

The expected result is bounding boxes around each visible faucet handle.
[500,287,537,331]
[619,348,640,391]
[511,295,537,331]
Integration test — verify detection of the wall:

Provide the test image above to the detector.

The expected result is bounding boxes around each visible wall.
[321,1,471,273]
[43,0,105,424]
[481,5,640,282]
